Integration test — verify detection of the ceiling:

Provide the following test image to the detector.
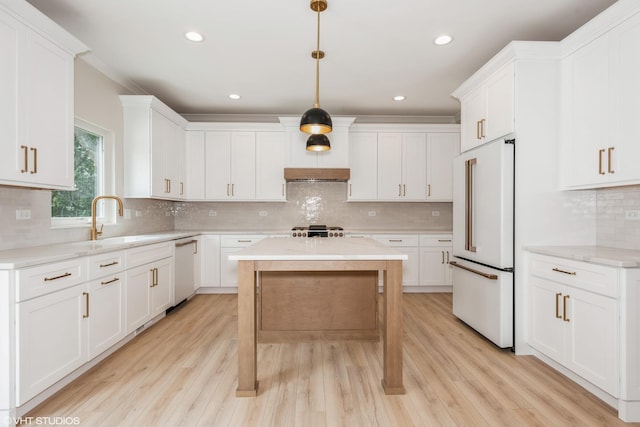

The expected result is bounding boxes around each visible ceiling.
[27,0,617,120]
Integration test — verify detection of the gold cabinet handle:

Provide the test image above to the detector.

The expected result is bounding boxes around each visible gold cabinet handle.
[101,277,120,285]
[388,239,403,243]
[282,183,285,197]
[44,272,72,282]
[598,149,605,175]
[30,147,37,174]
[446,251,449,263]
[563,295,570,322]
[227,183,230,196]
[398,184,402,197]
[480,119,486,138]
[99,261,119,268]
[21,145,28,173]
[427,184,431,197]
[476,120,481,140]
[83,292,89,318]
[555,292,562,319]
[608,147,615,174]
[180,182,184,195]
[552,267,576,276]
[231,183,235,196]
[403,184,406,197]
[441,251,445,264]
[349,184,352,197]
[465,158,477,252]
[150,268,158,287]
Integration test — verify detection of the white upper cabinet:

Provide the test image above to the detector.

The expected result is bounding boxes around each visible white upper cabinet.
[561,8,640,189]
[0,3,86,190]
[456,62,515,152]
[279,116,355,168]
[348,132,378,201]
[426,132,460,201]
[205,131,256,200]
[255,131,286,201]
[378,133,427,201]
[120,96,188,200]
[184,131,206,200]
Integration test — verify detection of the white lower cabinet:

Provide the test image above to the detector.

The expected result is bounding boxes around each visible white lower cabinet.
[125,245,173,334]
[16,283,88,405]
[196,235,221,289]
[528,252,640,420]
[419,234,453,289]
[373,235,420,287]
[220,235,266,287]
[87,274,125,360]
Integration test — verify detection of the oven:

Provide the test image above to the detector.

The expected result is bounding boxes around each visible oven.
[291,225,345,238]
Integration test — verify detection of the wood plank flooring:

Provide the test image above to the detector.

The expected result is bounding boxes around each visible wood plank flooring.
[27,293,637,426]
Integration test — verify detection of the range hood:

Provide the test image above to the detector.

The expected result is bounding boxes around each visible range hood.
[284,168,350,182]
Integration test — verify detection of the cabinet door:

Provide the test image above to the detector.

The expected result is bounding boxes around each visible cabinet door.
[151,110,179,198]
[185,131,205,200]
[399,247,420,287]
[16,284,88,405]
[220,247,241,287]
[565,287,618,396]
[612,13,640,185]
[256,131,286,201]
[88,275,125,359]
[23,28,74,189]
[528,276,565,364]
[377,133,403,200]
[229,131,256,200]
[151,258,173,315]
[0,11,22,184]
[460,87,485,153]
[197,235,221,288]
[348,132,378,200]
[427,133,459,201]
[125,264,152,334]
[205,131,232,199]
[484,62,515,142]
[563,35,611,187]
[402,133,427,200]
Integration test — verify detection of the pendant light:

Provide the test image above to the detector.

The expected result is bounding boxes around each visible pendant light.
[306,133,331,151]
[300,0,332,137]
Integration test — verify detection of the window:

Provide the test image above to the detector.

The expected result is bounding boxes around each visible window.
[51,119,114,227]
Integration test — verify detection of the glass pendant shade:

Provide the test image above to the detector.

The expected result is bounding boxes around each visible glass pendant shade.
[306,133,331,151]
[300,107,332,135]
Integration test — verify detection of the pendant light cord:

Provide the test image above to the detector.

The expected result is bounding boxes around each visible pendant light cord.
[314,7,321,108]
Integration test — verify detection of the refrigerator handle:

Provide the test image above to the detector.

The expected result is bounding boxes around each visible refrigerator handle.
[449,261,498,280]
[465,158,477,252]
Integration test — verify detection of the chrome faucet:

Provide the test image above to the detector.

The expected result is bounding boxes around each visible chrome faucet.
[90,195,124,240]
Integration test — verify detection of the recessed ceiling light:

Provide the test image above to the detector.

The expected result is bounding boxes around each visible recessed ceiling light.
[229,94,241,100]
[185,31,204,42]
[434,34,453,46]
[393,95,406,101]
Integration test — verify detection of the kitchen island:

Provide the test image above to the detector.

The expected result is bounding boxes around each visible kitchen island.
[229,237,408,397]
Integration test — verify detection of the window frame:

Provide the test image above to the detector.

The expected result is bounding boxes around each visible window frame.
[50,118,115,229]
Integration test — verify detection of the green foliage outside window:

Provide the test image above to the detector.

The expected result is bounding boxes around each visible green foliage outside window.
[51,127,101,218]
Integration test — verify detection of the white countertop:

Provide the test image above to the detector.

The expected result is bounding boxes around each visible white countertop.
[229,237,408,261]
[526,245,640,268]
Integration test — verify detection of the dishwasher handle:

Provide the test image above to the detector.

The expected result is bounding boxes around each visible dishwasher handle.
[175,239,198,254]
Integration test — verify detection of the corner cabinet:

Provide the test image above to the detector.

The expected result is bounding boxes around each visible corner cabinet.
[560,9,640,189]
[527,252,640,422]
[0,2,87,190]
[120,96,188,200]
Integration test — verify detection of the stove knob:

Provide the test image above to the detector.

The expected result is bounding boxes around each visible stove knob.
[329,232,334,237]
[302,232,307,237]
[339,232,344,237]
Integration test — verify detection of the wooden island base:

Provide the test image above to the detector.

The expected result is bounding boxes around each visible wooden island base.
[258,271,379,342]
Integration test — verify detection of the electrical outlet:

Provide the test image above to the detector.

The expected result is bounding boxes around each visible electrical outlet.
[368,211,376,217]
[625,210,640,220]
[259,211,268,217]
[432,211,440,217]
[209,210,217,217]
[16,209,31,220]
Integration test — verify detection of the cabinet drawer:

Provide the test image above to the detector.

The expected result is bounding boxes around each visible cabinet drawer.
[372,235,419,247]
[220,235,265,248]
[419,234,453,247]
[126,242,173,269]
[529,254,618,298]
[88,251,125,280]
[16,258,86,302]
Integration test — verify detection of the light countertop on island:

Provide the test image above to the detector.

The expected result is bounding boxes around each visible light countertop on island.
[229,237,409,261]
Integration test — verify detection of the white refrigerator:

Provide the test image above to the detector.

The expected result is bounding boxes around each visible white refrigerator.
[452,138,514,348]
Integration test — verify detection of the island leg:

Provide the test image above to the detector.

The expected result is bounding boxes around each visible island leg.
[236,260,258,397]
[382,260,405,394]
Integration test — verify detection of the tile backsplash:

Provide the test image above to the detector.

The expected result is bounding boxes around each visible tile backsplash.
[2,182,640,251]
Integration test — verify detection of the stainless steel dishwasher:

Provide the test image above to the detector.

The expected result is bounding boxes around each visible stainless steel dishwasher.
[174,238,197,306]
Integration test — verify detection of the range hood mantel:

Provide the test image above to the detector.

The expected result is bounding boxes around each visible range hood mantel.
[284,168,350,182]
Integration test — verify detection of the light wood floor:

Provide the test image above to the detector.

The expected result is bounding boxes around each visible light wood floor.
[28,293,637,426]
